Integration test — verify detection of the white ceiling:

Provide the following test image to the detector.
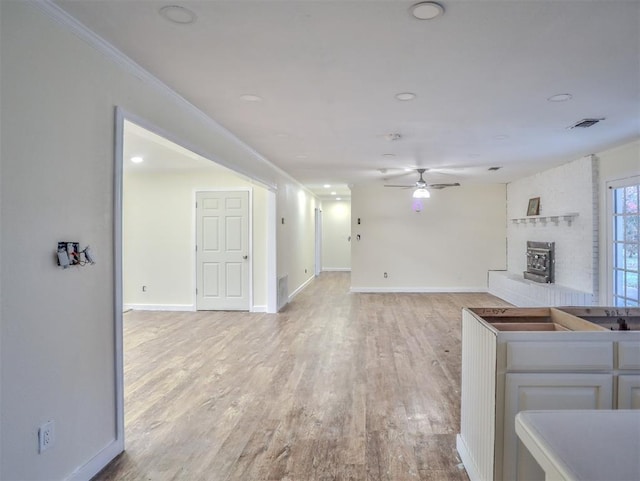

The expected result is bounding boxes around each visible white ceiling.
[55,1,640,198]
[124,120,218,173]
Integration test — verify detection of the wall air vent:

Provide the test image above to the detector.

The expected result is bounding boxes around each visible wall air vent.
[569,118,605,129]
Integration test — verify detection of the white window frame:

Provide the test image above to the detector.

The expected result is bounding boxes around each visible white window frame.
[606,175,640,306]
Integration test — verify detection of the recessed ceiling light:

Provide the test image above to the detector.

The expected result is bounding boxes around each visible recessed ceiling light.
[404,168,414,172]
[331,191,337,195]
[395,92,417,101]
[411,2,444,20]
[547,93,573,102]
[131,156,144,164]
[336,197,342,201]
[159,5,197,24]
[239,94,263,102]
[324,184,331,188]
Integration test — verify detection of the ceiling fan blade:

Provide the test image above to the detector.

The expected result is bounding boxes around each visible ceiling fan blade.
[427,182,461,190]
[381,170,415,181]
[384,184,414,188]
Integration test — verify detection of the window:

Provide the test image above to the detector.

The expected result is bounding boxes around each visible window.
[612,182,639,306]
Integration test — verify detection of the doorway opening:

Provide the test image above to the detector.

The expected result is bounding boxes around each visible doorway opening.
[114,107,277,452]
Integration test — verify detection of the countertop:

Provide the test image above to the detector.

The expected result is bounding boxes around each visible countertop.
[515,410,640,481]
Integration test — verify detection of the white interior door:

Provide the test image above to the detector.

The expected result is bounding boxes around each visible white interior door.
[196,191,249,310]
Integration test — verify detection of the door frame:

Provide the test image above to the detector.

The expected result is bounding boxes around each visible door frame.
[605,174,640,304]
[193,189,253,311]
[315,207,323,276]
[114,107,278,454]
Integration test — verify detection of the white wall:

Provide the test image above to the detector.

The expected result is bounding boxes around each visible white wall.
[506,155,598,293]
[0,2,316,479]
[321,200,351,271]
[123,169,269,311]
[350,184,506,291]
[276,182,320,300]
[598,139,640,303]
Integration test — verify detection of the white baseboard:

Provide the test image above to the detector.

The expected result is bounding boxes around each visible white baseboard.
[124,303,195,312]
[350,286,488,293]
[66,438,123,481]
[251,305,267,313]
[289,276,314,301]
[456,434,481,481]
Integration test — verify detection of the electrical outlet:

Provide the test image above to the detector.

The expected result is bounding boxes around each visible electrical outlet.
[384,272,388,278]
[38,420,55,453]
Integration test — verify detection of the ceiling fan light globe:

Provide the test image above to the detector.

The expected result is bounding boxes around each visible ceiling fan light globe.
[412,188,430,199]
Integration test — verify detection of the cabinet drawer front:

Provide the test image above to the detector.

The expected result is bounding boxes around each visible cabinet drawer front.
[618,342,640,370]
[506,342,613,371]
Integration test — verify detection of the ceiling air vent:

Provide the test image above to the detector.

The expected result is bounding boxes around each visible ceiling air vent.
[569,118,605,129]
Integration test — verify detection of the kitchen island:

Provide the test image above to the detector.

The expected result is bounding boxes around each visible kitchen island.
[457,307,640,481]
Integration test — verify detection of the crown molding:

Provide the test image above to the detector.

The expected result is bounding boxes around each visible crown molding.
[26,0,319,196]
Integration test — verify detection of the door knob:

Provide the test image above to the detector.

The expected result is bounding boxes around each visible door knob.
[243,255,248,259]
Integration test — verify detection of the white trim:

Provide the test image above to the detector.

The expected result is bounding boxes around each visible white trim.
[65,439,123,481]
[605,174,640,304]
[113,107,126,467]
[266,191,278,313]
[252,305,268,313]
[350,287,488,293]
[456,434,482,481]
[124,304,196,312]
[288,276,315,301]
[314,208,322,276]
[322,268,352,272]
[248,189,254,310]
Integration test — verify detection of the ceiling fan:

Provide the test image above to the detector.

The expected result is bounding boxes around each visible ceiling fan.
[384,168,460,198]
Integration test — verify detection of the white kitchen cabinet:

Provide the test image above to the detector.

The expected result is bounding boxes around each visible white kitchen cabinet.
[617,341,640,409]
[503,373,613,481]
[618,375,640,409]
[457,307,640,481]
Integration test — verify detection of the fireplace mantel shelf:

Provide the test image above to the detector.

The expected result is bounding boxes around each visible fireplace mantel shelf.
[510,212,579,226]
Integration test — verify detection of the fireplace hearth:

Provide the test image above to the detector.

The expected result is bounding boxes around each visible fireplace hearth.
[524,241,555,283]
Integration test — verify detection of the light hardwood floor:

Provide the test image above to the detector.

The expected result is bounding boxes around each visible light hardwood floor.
[94,272,510,481]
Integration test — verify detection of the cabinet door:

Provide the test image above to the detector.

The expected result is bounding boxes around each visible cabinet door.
[618,375,640,409]
[503,373,613,481]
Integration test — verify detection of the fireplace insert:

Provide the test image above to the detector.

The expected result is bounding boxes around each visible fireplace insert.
[524,241,554,283]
